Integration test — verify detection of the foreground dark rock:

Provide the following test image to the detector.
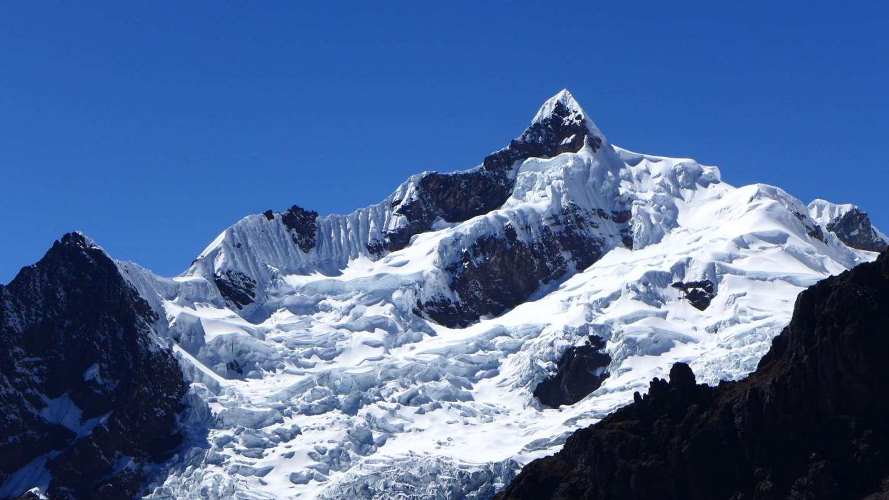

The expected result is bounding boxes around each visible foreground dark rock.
[499,248,889,500]
[0,233,187,499]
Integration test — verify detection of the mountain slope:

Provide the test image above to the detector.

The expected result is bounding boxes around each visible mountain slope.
[0,233,187,499]
[498,248,889,500]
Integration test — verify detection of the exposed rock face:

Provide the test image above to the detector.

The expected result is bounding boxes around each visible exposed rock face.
[498,248,889,500]
[534,335,611,408]
[280,205,319,252]
[671,280,716,310]
[381,169,515,252]
[809,200,888,253]
[416,206,618,327]
[827,207,888,252]
[377,95,605,253]
[792,208,825,242]
[0,233,187,499]
[214,269,257,309]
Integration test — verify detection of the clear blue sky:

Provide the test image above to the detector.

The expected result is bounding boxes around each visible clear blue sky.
[2,1,887,282]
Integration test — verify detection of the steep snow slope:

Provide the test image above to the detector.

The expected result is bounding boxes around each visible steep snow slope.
[108,91,881,499]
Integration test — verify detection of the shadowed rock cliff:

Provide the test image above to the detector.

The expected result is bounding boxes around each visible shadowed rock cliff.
[0,233,187,499]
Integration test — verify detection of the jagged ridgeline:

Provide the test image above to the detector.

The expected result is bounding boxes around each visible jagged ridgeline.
[2,90,887,499]
[198,90,631,328]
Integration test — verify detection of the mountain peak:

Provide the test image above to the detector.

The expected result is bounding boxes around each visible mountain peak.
[808,200,888,252]
[532,89,581,122]
[531,89,606,144]
[58,231,100,250]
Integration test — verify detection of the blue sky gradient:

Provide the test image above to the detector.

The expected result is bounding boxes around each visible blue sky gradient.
[2,1,887,281]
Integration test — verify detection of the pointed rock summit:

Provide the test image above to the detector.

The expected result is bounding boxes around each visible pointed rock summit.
[530,89,607,145]
[366,88,614,257]
[0,232,187,498]
[482,89,606,174]
[57,231,102,252]
[532,89,582,122]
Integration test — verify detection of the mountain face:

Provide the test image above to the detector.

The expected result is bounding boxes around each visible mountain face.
[0,233,187,499]
[189,90,630,329]
[809,199,889,253]
[497,248,889,500]
[2,90,886,499]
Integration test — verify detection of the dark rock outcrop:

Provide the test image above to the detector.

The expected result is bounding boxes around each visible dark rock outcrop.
[374,97,605,254]
[499,249,889,500]
[0,233,187,499]
[827,207,888,252]
[792,209,825,242]
[214,269,257,309]
[671,280,716,310]
[280,205,319,252]
[416,205,620,327]
[380,169,515,252]
[534,335,611,408]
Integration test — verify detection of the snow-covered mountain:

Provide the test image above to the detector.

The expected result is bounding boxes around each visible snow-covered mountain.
[2,90,886,499]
